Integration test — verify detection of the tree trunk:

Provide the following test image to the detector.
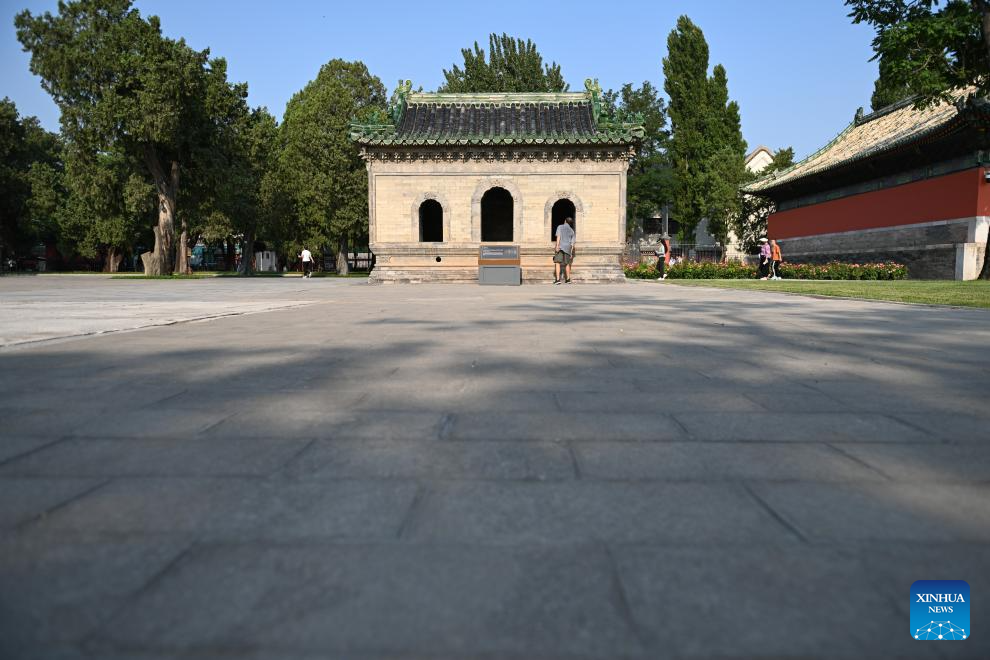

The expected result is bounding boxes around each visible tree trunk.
[224,238,236,271]
[238,230,255,275]
[103,246,123,273]
[336,237,349,276]
[173,220,191,275]
[174,230,189,274]
[143,148,179,276]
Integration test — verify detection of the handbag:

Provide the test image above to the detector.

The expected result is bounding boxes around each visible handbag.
[552,250,565,264]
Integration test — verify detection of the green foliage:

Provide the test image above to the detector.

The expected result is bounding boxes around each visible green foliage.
[667,261,757,279]
[57,146,153,261]
[734,147,795,252]
[847,0,989,107]
[440,33,567,93]
[777,261,907,280]
[871,54,916,109]
[277,59,386,264]
[0,98,61,258]
[602,82,673,233]
[16,0,253,273]
[623,259,907,280]
[663,16,748,244]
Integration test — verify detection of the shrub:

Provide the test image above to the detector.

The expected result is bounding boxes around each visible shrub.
[623,260,908,280]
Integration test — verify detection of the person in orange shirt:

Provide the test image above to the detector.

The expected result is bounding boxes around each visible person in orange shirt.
[769,239,782,280]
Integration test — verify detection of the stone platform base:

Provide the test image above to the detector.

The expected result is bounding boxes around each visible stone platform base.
[368,243,626,284]
[778,217,988,280]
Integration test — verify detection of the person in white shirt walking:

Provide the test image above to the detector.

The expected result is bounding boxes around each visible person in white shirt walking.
[299,247,314,278]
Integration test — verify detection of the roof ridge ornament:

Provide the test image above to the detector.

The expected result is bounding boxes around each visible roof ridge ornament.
[390,79,412,125]
[585,78,603,122]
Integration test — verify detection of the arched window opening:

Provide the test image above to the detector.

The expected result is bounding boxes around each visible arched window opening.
[419,199,443,242]
[481,187,514,242]
[550,198,577,241]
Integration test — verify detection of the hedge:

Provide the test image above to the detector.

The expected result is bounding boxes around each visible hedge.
[623,261,908,280]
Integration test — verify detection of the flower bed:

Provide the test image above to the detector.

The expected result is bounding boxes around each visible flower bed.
[623,261,907,280]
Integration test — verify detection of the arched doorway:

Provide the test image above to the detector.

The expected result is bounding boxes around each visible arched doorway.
[419,199,443,242]
[481,187,514,242]
[550,198,577,241]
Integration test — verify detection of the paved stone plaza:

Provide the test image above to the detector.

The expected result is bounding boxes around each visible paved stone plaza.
[1,275,988,659]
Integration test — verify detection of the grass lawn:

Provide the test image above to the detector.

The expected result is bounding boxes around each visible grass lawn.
[665,279,990,308]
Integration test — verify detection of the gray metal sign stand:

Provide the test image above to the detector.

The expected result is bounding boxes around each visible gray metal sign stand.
[478,245,521,285]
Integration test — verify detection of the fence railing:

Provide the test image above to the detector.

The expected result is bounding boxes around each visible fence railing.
[630,243,754,264]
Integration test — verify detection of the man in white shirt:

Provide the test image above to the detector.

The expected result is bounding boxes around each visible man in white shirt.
[553,217,576,284]
[299,247,314,278]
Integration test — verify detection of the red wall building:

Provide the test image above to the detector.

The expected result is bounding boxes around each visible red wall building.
[747,93,989,279]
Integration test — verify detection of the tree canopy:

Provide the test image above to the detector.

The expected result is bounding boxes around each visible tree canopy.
[440,33,567,93]
[276,59,386,274]
[663,15,748,245]
[0,98,60,264]
[16,0,249,274]
[602,82,672,234]
[848,0,989,108]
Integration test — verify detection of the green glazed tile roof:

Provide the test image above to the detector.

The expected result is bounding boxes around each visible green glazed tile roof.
[745,88,988,195]
[351,79,645,147]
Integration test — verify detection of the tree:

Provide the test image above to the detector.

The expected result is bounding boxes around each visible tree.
[847,0,990,277]
[849,0,988,107]
[734,147,795,253]
[16,0,247,275]
[871,54,916,110]
[602,82,673,234]
[0,98,60,268]
[217,107,280,275]
[663,16,748,244]
[440,33,567,93]
[278,59,386,275]
[55,145,154,272]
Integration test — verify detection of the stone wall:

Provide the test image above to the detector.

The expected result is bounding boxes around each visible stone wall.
[366,153,628,283]
[777,217,988,280]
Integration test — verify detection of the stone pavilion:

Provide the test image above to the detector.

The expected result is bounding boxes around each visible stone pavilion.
[350,79,644,283]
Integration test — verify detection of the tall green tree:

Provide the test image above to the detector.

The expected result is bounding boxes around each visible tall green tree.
[0,98,60,268]
[16,0,247,275]
[847,0,990,277]
[278,59,386,274]
[602,82,673,234]
[663,16,748,243]
[440,33,567,93]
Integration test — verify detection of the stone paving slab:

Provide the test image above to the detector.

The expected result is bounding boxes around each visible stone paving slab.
[831,441,990,482]
[37,477,420,540]
[0,477,104,528]
[674,411,931,442]
[610,544,945,659]
[572,441,887,482]
[0,437,311,478]
[284,439,574,481]
[1,276,989,658]
[750,482,990,542]
[406,481,795,545]
[0,531,191,656]
[91,541,644,658]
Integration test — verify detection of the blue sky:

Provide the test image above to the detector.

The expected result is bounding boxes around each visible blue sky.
[1,0,879,159]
